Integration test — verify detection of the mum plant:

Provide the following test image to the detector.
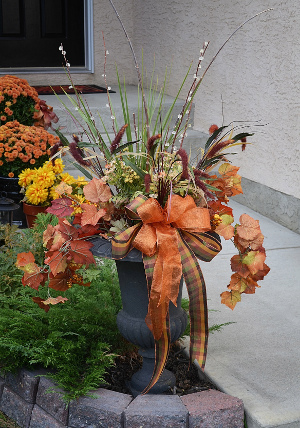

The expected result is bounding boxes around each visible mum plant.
[0,75,58,129]
[0,120,59,177]
[18,158,88,208]
[17,3,271,394]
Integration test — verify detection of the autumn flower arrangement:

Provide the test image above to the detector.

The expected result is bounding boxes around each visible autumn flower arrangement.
[16,3,271,394]
[18,158,89,208]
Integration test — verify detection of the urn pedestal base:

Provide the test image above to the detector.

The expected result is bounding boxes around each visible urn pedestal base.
[116,260,188,397]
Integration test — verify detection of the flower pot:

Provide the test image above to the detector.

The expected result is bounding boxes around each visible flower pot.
[90,237,188,397]
[22,202,47,228]
[0,176,27,228]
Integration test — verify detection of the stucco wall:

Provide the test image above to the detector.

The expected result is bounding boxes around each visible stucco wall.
[129,0,300,200]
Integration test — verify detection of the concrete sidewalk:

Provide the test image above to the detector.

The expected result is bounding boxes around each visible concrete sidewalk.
[182,200,300,428]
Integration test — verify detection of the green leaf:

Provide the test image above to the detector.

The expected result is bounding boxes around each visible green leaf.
[204,125,229,151]
[123,157,146,179]
[111,140,140,155]
[231,132,254,142]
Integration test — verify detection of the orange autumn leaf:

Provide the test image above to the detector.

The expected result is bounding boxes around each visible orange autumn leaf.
[22,268,45,290]
[43,224,57,249]
[228,273,250,293]
[81,203,107,226]
[235,232,265,252]
[228,273,259,294]
[230,254,251,278]
[243,277,260,294]
[57,218,79,241]
[218,164,243,197]
[43,296,68,305]
[45,250,68,276]
[83,177,112,203]
[220,290,241,310]
[236,214,261,241]
[242,250,266,275]
[208,200,233,217]
[54,181,73,195]
[215,214,235,240]
[250,263,270,281]
[69,239,96,265]
[48,231,65,252]
[16,252,35,270]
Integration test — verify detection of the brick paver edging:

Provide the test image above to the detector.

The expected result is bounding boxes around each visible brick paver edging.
[0,369,244,427]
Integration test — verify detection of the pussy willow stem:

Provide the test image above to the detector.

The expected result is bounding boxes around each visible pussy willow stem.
[108,0,150,141]
[197,9,273,92]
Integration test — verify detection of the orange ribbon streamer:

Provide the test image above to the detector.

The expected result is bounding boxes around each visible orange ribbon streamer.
[130,194,211,341]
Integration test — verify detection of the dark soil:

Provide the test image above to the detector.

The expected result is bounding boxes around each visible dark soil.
[101,342,219,396]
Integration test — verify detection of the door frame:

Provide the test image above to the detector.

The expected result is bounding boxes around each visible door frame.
[0,0,94,74]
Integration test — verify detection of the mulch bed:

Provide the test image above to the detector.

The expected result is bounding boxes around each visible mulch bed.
[101,342,219,396]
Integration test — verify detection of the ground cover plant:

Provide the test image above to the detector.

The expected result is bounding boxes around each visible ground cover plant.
[0,215,127,403]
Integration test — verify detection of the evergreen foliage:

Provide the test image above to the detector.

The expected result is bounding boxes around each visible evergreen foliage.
[0,215,126,402]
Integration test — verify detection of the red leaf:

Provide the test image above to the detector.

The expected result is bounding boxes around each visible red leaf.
[230,254,251,278]
[45,250,68,276]
[81,203,106,226]
[208,200,233,217]
[32,297,50,312]
[83,178,112,203]
[48,271,70,291]
[57,218,79,241]
[46,197,74,217]
[22,268,45,290]
[77,223,101,239]
[69,239,96,265]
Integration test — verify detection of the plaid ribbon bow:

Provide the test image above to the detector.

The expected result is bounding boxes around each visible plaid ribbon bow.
[112,194,222,393]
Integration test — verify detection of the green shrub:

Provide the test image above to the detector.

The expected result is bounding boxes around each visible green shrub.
[0,215,126,402]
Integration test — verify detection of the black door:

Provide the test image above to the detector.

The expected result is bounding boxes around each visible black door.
[0,0,85,68]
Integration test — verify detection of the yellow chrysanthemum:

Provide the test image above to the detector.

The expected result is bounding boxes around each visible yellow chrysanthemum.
[18,168,37,187]
[49,187,60,201]
[71,195,86,214]
[34,167,56,188]
[25,183,49,205]
[76,176,88,186]
[52,158,64,174]
[60,172,76,185]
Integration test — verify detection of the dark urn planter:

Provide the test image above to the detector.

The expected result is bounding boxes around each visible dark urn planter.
[91,237,188,397]
[0,176,27,228]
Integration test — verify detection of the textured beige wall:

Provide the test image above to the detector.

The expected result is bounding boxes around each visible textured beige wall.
[17,0,299,199]
[130,0,300,200]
